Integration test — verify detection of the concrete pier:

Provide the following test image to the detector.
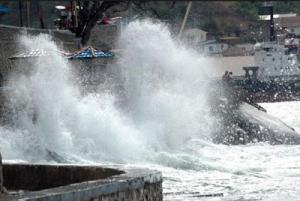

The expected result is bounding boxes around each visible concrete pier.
[0,164,162,201]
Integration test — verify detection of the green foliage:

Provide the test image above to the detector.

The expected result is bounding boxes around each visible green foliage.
[202,17,218,33]
[1,0,300,43]
[224,25,241,36]
[273,1,298,14]
[232,1,300,19]
[231,2,261,19]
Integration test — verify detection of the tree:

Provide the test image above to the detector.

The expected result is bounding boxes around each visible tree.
[72,1,122,47]
[231,2,261,20]
[71,1,177,47]
[202,17,218,34]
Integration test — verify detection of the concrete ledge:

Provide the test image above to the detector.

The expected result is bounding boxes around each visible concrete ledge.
[1,164,162,201]
[3,164,124,191]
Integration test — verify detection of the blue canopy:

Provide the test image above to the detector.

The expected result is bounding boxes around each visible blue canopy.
[66,46,114,60]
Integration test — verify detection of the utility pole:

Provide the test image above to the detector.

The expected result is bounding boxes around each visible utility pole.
[18,0,23,27]
[26,0,30,27]
[269,4,275,42]
[262,1,275,42]
[178,1,192,38]
[71,1,78,28]
[36,1,45,29]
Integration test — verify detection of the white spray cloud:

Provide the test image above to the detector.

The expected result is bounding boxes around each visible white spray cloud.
[1,20,215,165]
[117,19,214,150]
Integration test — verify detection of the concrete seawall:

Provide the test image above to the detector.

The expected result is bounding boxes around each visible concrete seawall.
[1,164,162,201]
[205,55,255,77]
[0,25,162,201]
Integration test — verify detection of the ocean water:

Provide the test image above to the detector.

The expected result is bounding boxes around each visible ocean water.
[1,20,300,201]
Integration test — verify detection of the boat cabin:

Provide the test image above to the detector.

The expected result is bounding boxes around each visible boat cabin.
[253,41,300,81]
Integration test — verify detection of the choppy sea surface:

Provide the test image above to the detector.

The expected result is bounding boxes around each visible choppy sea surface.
[159,103,300,201]
[1,20,300,201]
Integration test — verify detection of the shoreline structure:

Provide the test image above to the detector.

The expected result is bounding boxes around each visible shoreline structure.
[0,24,163,201]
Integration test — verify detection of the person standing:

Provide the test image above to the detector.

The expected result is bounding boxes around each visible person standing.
[222,71,229,82]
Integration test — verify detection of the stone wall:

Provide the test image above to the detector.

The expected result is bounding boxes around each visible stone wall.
[1,164,163,201]
[96,182,162,201]
[2,164,123,191]
[205,55,255,77]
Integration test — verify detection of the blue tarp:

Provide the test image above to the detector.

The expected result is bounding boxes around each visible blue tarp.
[66,46,114,60]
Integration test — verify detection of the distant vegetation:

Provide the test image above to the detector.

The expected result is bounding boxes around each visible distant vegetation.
[232,1,300,19]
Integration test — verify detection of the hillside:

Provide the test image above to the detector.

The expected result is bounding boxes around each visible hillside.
[0,1,299,43]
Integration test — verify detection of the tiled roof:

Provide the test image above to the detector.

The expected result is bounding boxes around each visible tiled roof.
[9,46,113,60]
[9,49,52,59]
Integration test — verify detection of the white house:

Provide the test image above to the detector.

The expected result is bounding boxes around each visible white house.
[182,28,207,46]
[235,43,255,55]
[199,40,229,56]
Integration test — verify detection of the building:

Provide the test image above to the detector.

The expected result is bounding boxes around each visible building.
[259,13,297,21]
[222,46,246,57]
[182,28,207,46]
[235,43,254,55]
[222,44,254,57]
[275,16,300,35]
[199,40,228,56]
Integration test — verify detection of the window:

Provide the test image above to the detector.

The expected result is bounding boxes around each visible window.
[288,48,298,54]
[285,50,289,55]
[209,46,214,52]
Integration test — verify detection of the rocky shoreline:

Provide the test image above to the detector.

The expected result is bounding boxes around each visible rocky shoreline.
[210,83,300,145]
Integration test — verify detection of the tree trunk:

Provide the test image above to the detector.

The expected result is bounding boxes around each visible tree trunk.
[75,1,119,47]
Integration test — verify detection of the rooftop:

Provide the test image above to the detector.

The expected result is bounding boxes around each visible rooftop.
[275,16,300,28]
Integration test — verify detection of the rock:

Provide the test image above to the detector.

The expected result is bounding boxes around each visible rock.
[45,149,69,163]
[207,82,300,145]
[211,97,300,145]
